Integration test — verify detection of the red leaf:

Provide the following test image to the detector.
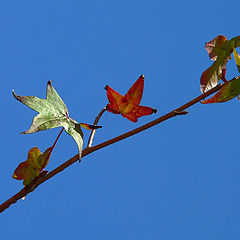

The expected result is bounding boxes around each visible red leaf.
[12,161,29,180]
[105,75,157,122]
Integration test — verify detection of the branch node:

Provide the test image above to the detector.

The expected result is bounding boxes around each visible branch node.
[173,110,189,116]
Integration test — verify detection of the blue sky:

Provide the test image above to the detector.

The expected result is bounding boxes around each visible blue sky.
[1,1,240,239]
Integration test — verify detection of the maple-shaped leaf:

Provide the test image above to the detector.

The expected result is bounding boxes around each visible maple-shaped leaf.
[200,35,240,93]
[105,75,157,122]
[233,48,240,73]
[12,147,53,186]
[201,76,240,104]
[13,81,83,159]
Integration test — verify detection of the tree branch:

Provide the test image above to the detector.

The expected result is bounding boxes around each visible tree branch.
[0,82,227,214]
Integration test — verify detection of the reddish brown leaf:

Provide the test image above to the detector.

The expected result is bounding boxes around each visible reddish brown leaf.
[12,147,53,186]
[105,75,157,122]
[12,161,29,180]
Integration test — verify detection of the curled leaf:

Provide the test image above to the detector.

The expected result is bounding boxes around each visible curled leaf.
[200,35,240,93]
[105,75,157,122]
[201,76,240,104]
[205,35,228,61]
[12,147,53,186]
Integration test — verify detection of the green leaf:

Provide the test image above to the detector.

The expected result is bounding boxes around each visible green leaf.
[13,81,83,159]
[200,35,240,93]
[201,76,240,104]
[233,48,240,73]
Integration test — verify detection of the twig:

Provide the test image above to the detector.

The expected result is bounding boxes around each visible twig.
[87,107,107,147]
[0,82,227,214]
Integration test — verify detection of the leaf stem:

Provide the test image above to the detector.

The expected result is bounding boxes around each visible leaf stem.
[87,107,107,147]
[39,127,64,173]
[52,127,64,148]
[0,81,229,214]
